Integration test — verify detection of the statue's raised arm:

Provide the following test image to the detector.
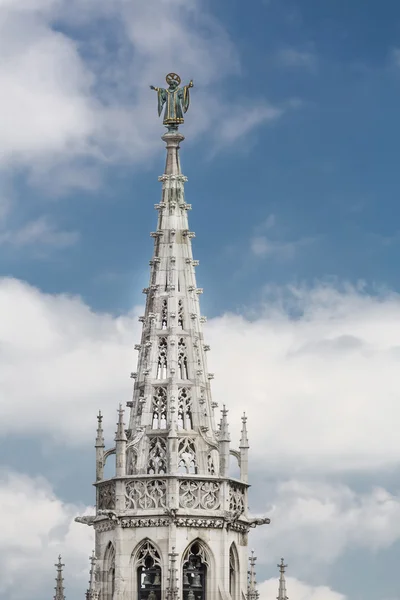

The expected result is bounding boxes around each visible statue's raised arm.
[150,73,194,131]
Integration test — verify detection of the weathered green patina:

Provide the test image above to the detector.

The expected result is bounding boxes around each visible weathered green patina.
[150,73,193,129]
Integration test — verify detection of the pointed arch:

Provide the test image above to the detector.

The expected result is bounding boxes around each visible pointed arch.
[229,542,240,600]
[104,542,115,600]
[132,539,162,600]
[182,539,213,600]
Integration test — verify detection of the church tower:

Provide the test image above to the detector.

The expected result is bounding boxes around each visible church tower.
[76,73,269,600]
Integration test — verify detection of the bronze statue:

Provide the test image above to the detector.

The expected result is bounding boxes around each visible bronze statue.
[150,73,193,129]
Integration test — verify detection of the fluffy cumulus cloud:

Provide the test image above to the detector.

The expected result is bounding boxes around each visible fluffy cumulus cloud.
[207,283,400,472]
[1,279,400,595]
[1,278,400,473]
[0,470,93,600]
[250,479,400,573]
[259,577,346,600]
[0,0,280,181]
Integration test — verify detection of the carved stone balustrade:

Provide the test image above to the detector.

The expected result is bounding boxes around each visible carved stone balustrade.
[97,481,116,511]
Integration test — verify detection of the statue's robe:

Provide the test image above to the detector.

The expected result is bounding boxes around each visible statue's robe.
[157,84,191,125]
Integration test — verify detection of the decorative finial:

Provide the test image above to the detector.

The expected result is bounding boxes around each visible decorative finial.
[115,404,127,442]
[86,551,100,600]
[240,412,249,449]
[166,546,179,600]
[150,73,194,131]
[248,550,259,600]
[277,558,288,600]
[95,411,104,447]
[219,405,230,442]
[54,555,66,600]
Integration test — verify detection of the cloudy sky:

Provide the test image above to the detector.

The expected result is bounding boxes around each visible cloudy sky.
[1,0,400,599]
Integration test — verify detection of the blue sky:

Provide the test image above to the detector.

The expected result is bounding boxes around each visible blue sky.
[1,1,400,600]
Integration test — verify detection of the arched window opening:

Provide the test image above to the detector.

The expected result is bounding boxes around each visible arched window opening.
[152,387,167,429]
[178,338,189,379]
[178,300,184,329]
[157,337,168,379]
[178,438,197,474]
[229,545,239,600]
[161,299,168,330]
[178,388,193,430]
[104,543,115,600]
[207,453,216,475]
[147,437,167,475]
[182,541,208,600]
[135,541,162,600]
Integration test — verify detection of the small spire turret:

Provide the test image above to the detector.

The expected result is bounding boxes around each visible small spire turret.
[166,547,179,600]
[219,405,230,476]
[277,558,288,600]
[247,550,259,600]
[95,411,105,481]
[86,551,99,600]
[115,404,127,477]
[240,412,249,482]
[53,555,66,600]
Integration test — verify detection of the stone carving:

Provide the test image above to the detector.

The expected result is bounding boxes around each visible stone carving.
[121,518,170,528]
[147,437,167,474]
[178,438,197,474]
[157,337,168,379]
[151,388,168,430]
[125,479,167,510]
[179,480,220,510]
[248,516,271,528]
[228,483,245,516]
[177,387,192,430]
[176,517,224,529]
[161,298,168,330]
[75,515,95,526]
[178,338,189,379]
[98,483,116,511]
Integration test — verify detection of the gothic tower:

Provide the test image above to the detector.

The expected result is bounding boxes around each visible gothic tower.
[76,73,269,600]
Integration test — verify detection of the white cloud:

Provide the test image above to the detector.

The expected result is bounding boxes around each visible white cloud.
[0,470,93,600]
[251,480,400,571]
[0,278,400,477]
[250,234,315,259]
[216,103,283,146]
[277,47,317,70]
[259,576,346,600]
[0,0,281,182]
[0,277,136,445]
[0,216,79,250]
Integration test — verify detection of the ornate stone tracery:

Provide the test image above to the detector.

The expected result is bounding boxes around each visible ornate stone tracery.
[177,387,192,430]
[178,337,189,379]
[228,483,246,516]
[134,541,162,600]
[179,480,221,510]
[148,437,167,474]
[178,438,197,474]
[152,387,167,429]
[125,479,167,510]
[98,483,115,511]
[157,337,168,379]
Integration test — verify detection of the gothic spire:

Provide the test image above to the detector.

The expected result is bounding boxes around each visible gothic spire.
[277,558,288,600]
[125,119,221,479]
[53,555,66,600]
[247,550,259,600]
[86,551,99,600]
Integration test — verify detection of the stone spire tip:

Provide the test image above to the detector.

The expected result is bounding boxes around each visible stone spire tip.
[277,558,288,600]
[53,555,66,600]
